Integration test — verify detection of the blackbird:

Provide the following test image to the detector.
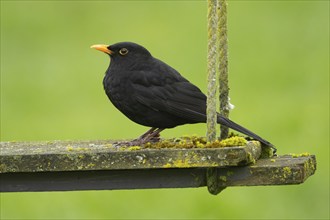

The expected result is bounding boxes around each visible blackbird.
[91,42,275,150]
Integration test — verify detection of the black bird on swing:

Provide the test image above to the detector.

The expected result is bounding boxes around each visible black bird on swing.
[91,42,275,151]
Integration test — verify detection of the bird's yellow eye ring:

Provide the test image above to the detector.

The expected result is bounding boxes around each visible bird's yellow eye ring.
[119,48,129,56]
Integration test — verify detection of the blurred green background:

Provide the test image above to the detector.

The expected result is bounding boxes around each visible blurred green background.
[1,1,329,219]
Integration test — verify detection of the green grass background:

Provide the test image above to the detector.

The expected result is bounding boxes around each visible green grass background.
[1,1,329,219]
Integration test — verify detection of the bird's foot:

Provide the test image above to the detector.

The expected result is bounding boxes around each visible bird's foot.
[113,133,161,147]
[113,140,141,147]
[112,128,164,148]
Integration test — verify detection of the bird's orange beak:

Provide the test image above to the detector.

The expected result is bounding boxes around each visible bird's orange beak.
[90,44,113,55]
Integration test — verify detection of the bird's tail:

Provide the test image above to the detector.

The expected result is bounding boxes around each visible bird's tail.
[217,115,274,148]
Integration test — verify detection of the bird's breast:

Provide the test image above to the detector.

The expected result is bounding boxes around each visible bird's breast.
[103,69,143,113]
[103,72,126,103]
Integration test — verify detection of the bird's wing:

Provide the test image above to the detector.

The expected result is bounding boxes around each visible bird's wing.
[129,64,275,149]
[130,68,207,123]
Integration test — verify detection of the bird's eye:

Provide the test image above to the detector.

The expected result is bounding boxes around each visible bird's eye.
[119,48,129,56]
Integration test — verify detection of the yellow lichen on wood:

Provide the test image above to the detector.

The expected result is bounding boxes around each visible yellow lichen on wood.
[288,152,311,158]
[127,146,142,151]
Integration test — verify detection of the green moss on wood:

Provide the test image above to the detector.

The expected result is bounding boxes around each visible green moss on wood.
[142,135,247,149]
[260,145,274,158]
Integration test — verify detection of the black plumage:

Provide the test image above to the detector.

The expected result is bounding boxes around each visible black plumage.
[91,42,274,149]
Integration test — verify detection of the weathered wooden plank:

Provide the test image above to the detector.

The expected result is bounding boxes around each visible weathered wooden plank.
[0,139,261,173]
[0,168,206,192]
[0,155,316,192]
[212,155,316,186]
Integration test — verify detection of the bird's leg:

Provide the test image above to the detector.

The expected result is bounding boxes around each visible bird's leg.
[140,128,164,144]
[114,128,164,147]
[128,127,157,144]
[137,127,157,140]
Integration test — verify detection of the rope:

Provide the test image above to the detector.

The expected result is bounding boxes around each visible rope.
[206,0,229,196]
[207,0,229,142]
[217,0,229,140]
[207,0,218,143]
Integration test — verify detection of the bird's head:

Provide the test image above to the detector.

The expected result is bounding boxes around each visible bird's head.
[91,42,152,67]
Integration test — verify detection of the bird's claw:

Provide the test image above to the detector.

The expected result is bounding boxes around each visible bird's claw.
[113,133,161,148]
